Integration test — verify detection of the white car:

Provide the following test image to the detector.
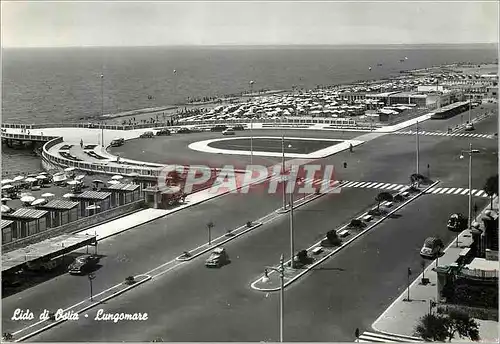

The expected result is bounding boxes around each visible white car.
[222,128,235,136]
[465,123,474,131]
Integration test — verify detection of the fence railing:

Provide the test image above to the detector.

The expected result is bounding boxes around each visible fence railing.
[1,132,58,142]
[41,136,164,178]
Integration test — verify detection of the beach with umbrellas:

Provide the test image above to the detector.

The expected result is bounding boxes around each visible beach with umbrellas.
[1,168,136,215]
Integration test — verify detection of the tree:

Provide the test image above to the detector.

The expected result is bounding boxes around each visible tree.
[375,192,393,211]
[168,170,183,186]
[414,310,480,342]
[326,230,341,246]
[483,174,498,210]
[414,313,449,342]
[410,173,427,187]
[446,310,480,342]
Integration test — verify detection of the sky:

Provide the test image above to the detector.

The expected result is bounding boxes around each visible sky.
[1,1,499,47]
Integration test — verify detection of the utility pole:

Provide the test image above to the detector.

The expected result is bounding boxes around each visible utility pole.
[281,131,286,210]
[416,121,420,175]
[101,74,104,147]
[289,192,294,268]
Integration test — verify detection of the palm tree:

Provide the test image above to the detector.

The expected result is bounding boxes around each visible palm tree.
[483,174,498,210]
[375,192,393,211]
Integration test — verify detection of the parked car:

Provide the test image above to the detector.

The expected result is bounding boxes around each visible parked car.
[68,254,100,274]
[447,213,467,232]
[110,138,125,147]
[211,125,228,132]
[420,237,444,259]
[140,131,154,138]
[205,247,230,268]
[465,123,474,131]
[232,124,245,131]
[155,129,171,136]
[222,128,235,136]
[177,127,191,134]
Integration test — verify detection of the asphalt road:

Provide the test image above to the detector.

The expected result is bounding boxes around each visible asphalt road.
[108,130,362,169]
[4,107,497,341]
[27,190,489,342]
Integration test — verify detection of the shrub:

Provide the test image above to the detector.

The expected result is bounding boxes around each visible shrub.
[349,219,365,228]
[326,230,341,246]
[246,221,253,228]
[125,276,135,285]
[296,250,312,265]
[394,194,405,202]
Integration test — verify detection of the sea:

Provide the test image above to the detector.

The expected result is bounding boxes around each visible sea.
[1,44,498,173]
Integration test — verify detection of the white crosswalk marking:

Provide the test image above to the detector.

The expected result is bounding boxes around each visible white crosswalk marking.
[372,183,385,188]
[446,188,456,194]
[392,185,404,191]
[393,129,493,139]
[343,181,357,188]
[438,188,449,194]
[453,188,464,194]
[364,182,377,188]
[460,189,470,195]
[380,183,391,189]
[358,331,422,343]
[426,187,436,193]
[350,182,363,187]
[432,188,442,193]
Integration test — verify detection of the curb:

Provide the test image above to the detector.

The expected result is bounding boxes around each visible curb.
[251,180,441,292]
[14,274,151,342]
[175,222,263,261]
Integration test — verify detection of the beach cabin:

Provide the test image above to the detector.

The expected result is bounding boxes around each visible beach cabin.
[36,199,80,227]
[100,183,141,207]
[2,208,49,239]
[2,219,14,244]
[70,191,111,217]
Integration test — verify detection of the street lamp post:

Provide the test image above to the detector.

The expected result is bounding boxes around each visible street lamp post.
[416,121,420,175]
[250,118,253,165]
[101,74,104,147]
[289,192,294,269]
[262,254,285,342]
[88,272,96,301]
[281,131,286,211]
[460,143,480,230]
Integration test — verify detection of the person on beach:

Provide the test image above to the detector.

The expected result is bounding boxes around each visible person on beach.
[80,139,84,148]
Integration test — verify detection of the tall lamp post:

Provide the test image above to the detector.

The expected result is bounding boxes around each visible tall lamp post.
[289,192,295,269]
[261,254,285,342]
[460,143,480,230]
[416,121,420,174]
[100,73,104,147]
[250,117,254,165]
[281,129,286,211]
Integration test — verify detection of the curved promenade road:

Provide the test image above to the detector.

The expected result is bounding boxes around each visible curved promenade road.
[4,108,497,340]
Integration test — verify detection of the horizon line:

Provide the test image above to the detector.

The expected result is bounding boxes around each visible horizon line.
[2,42,498,49]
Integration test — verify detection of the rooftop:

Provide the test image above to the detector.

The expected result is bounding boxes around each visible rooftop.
[102,183,140,192]
[4,208,48,220]
[1,219,14,229]
[465,257,499,272]
[70,190,112,200]
[37,199,79,210]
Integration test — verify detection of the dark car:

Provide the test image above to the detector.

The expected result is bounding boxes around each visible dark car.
[139,131,154,138]
[447,213,467,232]
[205,247,230,268]
[155,129,171,136]
[68,254,100,275]
[177,127,191,134]
[420,237,444,259]
[210,125,228,132]
[232,124,245,131]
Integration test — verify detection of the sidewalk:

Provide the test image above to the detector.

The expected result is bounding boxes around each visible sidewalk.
[372,198,499,343]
